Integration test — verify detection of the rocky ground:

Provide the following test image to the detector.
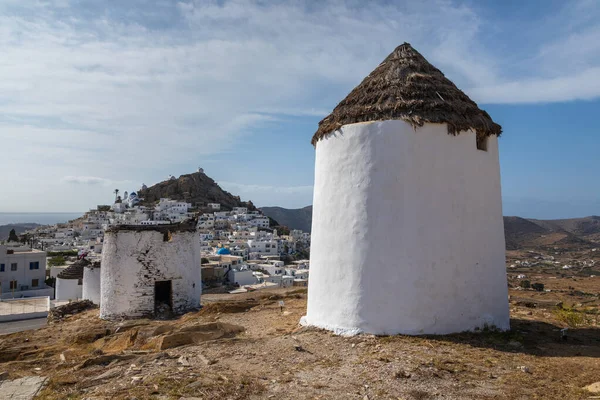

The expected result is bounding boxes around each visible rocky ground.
[0,285,599,400]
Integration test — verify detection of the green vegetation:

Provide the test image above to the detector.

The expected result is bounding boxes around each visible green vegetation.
[48,255,66,267]
[8,229,19,242]
[47,250,78,257]
[553,306,586,327]
[519,280,531,289]
[531,282,545,292]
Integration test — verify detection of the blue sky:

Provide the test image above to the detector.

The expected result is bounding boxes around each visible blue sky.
[0,0,599,219]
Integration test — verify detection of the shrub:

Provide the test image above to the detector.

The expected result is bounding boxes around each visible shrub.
[553,307,586,327]
[531,283,545,292]
[520,280,531,289]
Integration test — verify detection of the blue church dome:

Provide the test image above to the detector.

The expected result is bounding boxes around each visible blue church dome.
[216,248,231,255]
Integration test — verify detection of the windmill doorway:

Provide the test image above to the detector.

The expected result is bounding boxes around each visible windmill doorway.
[154,280,173,316]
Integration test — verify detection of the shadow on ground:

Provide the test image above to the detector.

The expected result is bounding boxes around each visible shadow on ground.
[420,318,600,358]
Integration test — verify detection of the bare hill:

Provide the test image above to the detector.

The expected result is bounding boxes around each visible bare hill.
[260,206,313,232]
[261,206,599,249]
[0,223,39,241]
[505,216,599,250]
[138,171,256,211]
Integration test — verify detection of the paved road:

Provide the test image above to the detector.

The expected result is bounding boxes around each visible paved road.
[0,318,47,335]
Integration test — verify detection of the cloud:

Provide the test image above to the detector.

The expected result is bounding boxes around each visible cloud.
[470,67,600,104]
[61,176,131,186]
[62,176,111,185]
[219,181,313,208]
[219,181,313,195]
[1,0,599,211]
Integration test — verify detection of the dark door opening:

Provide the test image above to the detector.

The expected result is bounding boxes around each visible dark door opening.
[154,280,173,316]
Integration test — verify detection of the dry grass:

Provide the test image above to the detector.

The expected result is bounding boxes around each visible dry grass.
[2,286,600,399]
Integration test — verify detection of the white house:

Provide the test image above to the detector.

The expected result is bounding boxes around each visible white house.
[197,214,215,229]
[208,203,221,210]
[248,239,278,256]
[249,216,270,229]
[0,246,48,298]
[302,43,509,336]
[227,268,255,286]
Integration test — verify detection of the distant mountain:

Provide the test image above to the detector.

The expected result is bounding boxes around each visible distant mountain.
[138,171,256,211]
[260,206,313,232]
[0,223,40,241]
[261,206,600,250]
[506,216,600,250]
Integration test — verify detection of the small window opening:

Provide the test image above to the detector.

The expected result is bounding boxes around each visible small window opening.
[476,134,488,151]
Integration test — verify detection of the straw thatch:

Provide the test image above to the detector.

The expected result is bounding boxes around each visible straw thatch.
[312,43,501,145]
[57,258,90,280]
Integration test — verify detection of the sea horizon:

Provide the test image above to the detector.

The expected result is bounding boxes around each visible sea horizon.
[0,212,84,226]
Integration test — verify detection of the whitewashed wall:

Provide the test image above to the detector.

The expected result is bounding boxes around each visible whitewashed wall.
[100,229,201,320]
[82,266,101,305]
[302,120,509,335]
[55,278,82,301]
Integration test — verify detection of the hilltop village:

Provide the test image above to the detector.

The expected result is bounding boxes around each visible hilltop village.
[0,169,310,304]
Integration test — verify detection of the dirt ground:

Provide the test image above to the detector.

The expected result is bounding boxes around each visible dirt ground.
[0,285,599,400]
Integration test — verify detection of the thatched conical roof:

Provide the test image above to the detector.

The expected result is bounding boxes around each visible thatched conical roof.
[57,258,90,280]
[312,43,501,145]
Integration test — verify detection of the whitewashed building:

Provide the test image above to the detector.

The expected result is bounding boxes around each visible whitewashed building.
[249,216,270,228]
[302,43,509,335]
[208,203,221,210]
[55,259,87,301]
[248,239,278,256]
[0,245,49,297]
[100,220,201,319]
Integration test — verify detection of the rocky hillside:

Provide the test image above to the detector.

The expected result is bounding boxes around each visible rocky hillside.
[1,287,600,399]
[260,206,313,232]
[138,171,256,211]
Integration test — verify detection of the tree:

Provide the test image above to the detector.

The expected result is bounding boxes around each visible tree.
[8,229,19,243]
[114,189,120,202]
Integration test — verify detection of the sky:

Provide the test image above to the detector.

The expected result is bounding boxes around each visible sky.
[0,0,599,219]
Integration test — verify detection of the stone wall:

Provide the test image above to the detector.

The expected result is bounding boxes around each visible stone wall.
[100,227,201,319]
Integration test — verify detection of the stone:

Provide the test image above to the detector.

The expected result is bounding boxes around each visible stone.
[158,333,193,350]
[91,367,122,381]
[0,376,47,400]
[0,371,8,381]
[585,382,600,394]
[518,366,531,373]
[178,356,190,366]
[198,354,216,366]
[76,354,137,370]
